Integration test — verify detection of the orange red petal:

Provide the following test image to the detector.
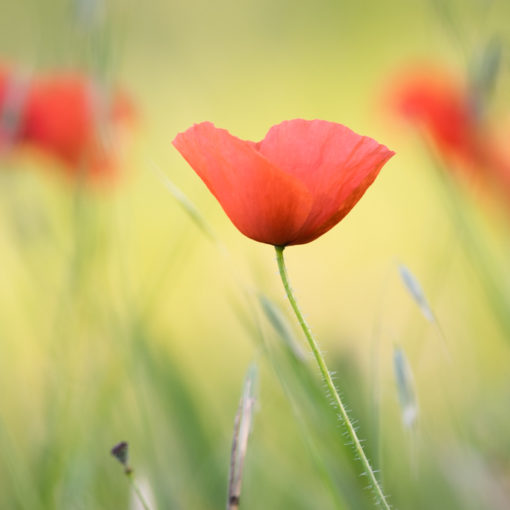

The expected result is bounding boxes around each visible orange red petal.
[257,119,394,244]
[173,120,394,246]
[173,122,313,245]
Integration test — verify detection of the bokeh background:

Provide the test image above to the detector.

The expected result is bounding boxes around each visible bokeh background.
[1,0,510,508]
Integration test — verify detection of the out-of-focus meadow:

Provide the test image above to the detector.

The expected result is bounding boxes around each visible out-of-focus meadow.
[1,0,510,508]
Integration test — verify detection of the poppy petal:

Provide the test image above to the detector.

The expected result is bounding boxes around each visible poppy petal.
[292,142,394,244]
[256,119,394,244]
[173,122,313,245]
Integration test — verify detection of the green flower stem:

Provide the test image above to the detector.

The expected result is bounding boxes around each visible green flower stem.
[274,245,390,510]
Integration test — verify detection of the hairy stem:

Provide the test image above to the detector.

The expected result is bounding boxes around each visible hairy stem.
[274,245,390,510]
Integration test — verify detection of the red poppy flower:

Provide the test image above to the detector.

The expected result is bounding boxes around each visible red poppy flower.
[22,73,134,178]
[389,65,487,171]
[389,65,510,208]
[173,119,394,246]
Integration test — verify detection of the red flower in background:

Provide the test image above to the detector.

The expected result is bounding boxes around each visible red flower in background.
[173,119,394,246]
[23,74,134,179]
[0,66,134,180]
[390,65,487,171]
[389,64,510,204]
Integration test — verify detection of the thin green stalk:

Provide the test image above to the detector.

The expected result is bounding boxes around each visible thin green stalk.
[126,472,152,510]
[274,245,391,510]
[432,156,510,341]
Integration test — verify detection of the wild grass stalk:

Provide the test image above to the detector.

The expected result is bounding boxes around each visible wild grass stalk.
[111,442,152,510]
[227,365,257,510]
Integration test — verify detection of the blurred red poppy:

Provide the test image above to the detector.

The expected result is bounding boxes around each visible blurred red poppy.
[389,66,487,172]
[173,119,394,246]
[23,73,134,179]
[389,64,510,207]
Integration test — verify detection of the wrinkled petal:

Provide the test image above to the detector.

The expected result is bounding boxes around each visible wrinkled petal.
[294,143,393,244]
[173,122,313,245]
[256,119,394,244]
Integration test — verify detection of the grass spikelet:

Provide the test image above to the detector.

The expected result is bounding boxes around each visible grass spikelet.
[397,263,435,323]
[227,364,257,510]
[393,347,418,429]
[397,262,451,359]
